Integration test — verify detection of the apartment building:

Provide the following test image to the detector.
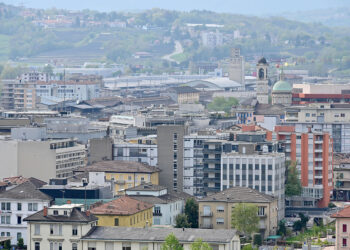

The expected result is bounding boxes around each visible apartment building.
[201,30,223,48]
[273,125,333,208]
[113,136,158,167]
[157,125,186,192]
[167,86,200,104]
[331,206,350,249]
[333,153,350,201]
[285,103,350,153]
[80,227,240,250]
[0,138,86,182]
[126,184,188,226]
[75,161,160,195]
[221,147,285,220]
[198,186,278,238]
[90,196,153,228]
[24,204,97,250]
[0,179,52,245]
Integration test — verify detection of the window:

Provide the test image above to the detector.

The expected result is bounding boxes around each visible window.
[140,243,148,250]
[216,206,224,212]
[114,218,119,226]
[35,242,40,250]
[341,113,346,117]
[17,216,22,224]
[1,216,10,224]
[50,224,62,235]
[216,218,224,224]
[72,243,78,250]
[53,210,58,215]
[28,203,38,211]
[34,224,40,235]
[343,238,347,247]
[64,211,68,216]
[17,232,22,240]
[105,242,114,250]
[154,206,161,215]
[258,207,265,216]
[306,113,310,117]
[1,202,10,211]
[17,203,22,211]
[122,243,131,250]
[72,225,78,235]
[343,224,347,233]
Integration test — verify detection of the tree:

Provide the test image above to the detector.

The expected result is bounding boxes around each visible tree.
[185,198,198,228]
[161,233,183,250]
[4,240,10,249]
[207,97,238,113]
[17,238,24,249]
[231,203,259,237]
[190,239,212,250]
[285,161,302,196]
[43,64,54,76]
[253,234,262,246]
[175,214,191,228]
[277,220,287,237]
[293,213,309,232]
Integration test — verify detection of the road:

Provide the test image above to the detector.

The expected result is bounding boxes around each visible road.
[162,40,184,64]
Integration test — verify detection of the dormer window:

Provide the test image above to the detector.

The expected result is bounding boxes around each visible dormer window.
[64,211,68,216]
[53,210,58,215]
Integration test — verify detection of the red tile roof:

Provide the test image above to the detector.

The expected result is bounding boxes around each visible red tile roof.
[90,196,153,216]
[331,206,350,218]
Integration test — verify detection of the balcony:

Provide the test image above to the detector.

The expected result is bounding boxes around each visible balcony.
[203,177,220,183]
[113,180,126,184]
[315,140,323,144]
[153,212,162,217]
[200,212,213,217]
[203,158,220,164]
[203,148,222,154]
[315,158,323,162]
[314,149,323,153]
[203,168,220,173]
[200,224,213,229]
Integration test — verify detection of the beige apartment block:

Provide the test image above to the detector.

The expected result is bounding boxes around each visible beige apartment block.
[198,186,278,238]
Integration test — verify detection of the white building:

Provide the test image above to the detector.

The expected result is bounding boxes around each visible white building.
[0,138,86,181]
[0,179,51,246]
[221,150,286,220]
[24,204,97,250]
[126,184,187,226]
[113,136,158,167]
[183,134,218,197]
[201,30,223,48]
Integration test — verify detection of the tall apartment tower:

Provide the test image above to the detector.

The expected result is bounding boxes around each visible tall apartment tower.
[229,48,245,88]
[256,57,269,104]
[157,125,186,192]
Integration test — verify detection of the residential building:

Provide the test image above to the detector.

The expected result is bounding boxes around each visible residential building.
[24,204,97,250]
[157,125,186,192]
[331,206,350,249]
[256,57,269,104]
[198,186,278,238]
[228,48,245,87]
[201,30,223,48]
[81,227,240,250]
[0,178,52,245]
[0,79,16,109]
[1,79,37,110]
[90,196,153,227]
[113,136,158,167]
[273,125,333,208]
[88,137,113,164]
[333,153,350,201]
[75,161,160,195]
[0,138,86,182]
[167,86,200,104]
[285,103,350,153]
[220,148,285,220]
[126,184,188,226]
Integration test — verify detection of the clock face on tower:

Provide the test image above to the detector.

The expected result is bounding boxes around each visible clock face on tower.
[258,68,264,80]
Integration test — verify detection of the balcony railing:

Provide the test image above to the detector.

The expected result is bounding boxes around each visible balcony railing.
[153,212,162,216]
[200,212,213,217]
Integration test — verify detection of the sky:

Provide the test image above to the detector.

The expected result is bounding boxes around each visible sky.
[2,0,350,15]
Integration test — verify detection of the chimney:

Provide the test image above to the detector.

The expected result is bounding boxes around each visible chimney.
[43,206,48,217]
[86,210,90,217]
[182,228,185,231]
[67,200,71,204]
[137,203,140,210]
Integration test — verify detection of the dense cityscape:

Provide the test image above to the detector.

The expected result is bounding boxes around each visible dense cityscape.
[0,1,350,250]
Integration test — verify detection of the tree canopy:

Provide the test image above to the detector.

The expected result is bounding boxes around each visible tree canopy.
[185,198,198,228]
[190,239,212,250]
[161,234,183,250]
[285,161,302,196]
[175,214,191,228]
[231,203,259,236]
[207,97,238,113]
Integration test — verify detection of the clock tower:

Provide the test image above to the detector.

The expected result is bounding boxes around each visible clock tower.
[256,57,269,104]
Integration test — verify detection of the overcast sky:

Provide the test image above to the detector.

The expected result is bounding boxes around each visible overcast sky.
[2,0,349,14]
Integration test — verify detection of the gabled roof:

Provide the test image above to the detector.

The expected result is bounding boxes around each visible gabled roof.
[90,196,153,216]
[82,226,238,243]
[24,207,97,223]
[76,160,160,174]
[130,194,183,205]
[0,179,51,201]
[199,186,276,203]
[331,206,350,218]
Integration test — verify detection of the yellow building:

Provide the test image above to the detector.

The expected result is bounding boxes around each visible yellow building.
[198,186,278,239]
[76,160,160,195]
[169,86,200,104]
[90,196,153,228]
